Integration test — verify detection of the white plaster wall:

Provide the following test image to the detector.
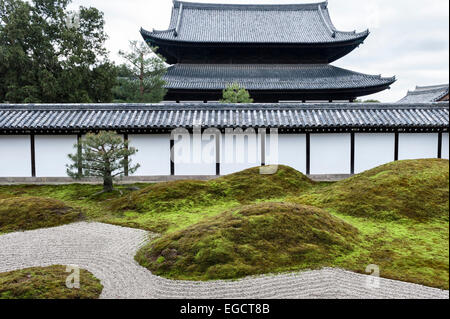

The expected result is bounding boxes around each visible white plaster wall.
[0,135,31,177]
[355,133,395,173]
[398,133,438,160]
[442,133,449,160]
[221,131,261,175]
[35,135,77,177]
[128,134,170,176]
[310,134,351,174]
[174,132,216,176]
[267,134,306,173]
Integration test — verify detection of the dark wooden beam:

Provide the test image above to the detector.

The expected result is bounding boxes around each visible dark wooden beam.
[350,132,355,174]
[215,131,221,176]
[394,132,399,161]
[438,132,442,159]
[170,138,175,176]
[306,133,311,175]
[123,133,129,176]
[143,35,368,64]
[77,134,82,176]
[260,128,266,166]
[30,134,36,177]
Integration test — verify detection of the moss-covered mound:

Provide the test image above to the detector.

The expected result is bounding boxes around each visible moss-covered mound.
[135,202,358,280]
[110,165,314,213]
[0,266,103,299]
[292,159,449,221]
[0,197,83,233]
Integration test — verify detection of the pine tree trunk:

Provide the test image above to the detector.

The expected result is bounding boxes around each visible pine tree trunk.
[103,174,114,192]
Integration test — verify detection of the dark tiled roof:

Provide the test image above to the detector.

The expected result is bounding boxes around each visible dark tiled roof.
[141,1,369,44]
[398,84,449,103]
[0,103,447,131]
[163,64,396,90]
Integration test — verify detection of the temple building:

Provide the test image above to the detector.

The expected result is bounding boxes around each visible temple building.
[398,84,449,103]
[0,1,448,181]
[141,1,396,102]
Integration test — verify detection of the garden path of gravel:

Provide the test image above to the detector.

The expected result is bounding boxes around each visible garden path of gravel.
[0,222,448,299]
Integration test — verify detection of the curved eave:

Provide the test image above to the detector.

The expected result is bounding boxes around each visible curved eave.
[163,74,396,92]
[140,27,369,46]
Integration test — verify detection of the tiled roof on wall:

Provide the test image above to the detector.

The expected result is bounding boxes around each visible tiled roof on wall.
[0,103,447,132]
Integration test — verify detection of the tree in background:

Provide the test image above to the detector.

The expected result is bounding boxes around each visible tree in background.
[0,0,117,103]
[221,83,254,103]
[115,41,167,103]
[67,131,140,192]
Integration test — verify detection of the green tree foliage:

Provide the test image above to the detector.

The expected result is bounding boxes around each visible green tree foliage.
[114,41,167,103]
[67,131,140,192]
[221,83,253,103]
[353,99,381,103]
[0,0,117,103]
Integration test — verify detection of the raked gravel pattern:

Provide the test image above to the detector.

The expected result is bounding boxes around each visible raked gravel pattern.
[0,222,448,299]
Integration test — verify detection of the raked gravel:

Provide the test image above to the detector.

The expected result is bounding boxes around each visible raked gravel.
[0,222,448,299]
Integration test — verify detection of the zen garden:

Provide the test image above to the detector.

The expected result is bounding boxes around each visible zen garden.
[0,0,448,302]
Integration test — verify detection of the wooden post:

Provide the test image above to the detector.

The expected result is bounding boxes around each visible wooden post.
[306,133,311,175]
[170,137,175,176]
[260,128,266,166]
[124,133,129,176]
[30,134,36,177]
[350,132,355,174]
[215,131,221,176]
[394,132,399,161]
[438,132,442,159]
[77,134,82,176]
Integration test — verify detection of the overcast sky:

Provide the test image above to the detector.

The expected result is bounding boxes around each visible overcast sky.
[67,0,449,102]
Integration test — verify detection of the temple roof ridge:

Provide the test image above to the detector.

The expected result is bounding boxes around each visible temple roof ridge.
[141,0,369,44]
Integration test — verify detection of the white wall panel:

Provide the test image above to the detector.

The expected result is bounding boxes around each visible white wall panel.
[310,133,351,174]
[0,135,31,177]
[221,131,261,175]
[442,133,449,159]
[129,134,170,176]
[355,133,395,173]
[267,134,306,173]
[174,132,216,176]
[398,133,438,160]
[35,135,77,177]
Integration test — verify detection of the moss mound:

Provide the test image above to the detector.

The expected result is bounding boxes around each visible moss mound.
[135,202,358,280]
[0,197,83,233]
[110,165,314,213]
[0,266,103,299]
[292,159,449,221]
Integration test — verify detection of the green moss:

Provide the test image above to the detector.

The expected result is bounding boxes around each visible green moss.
[0,265,103,299]
[109,165,314,213]
[0,197,84,233]
[330,214,449,289]
[135,202,359,280]
[0,160,448,289]
[290,159,449,221]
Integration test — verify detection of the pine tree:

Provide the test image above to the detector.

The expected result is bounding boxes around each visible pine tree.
[116,41,167,103]
[67,131,140,192]
[220,83,253,103]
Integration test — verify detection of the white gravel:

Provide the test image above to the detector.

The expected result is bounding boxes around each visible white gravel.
[0,222,448,299]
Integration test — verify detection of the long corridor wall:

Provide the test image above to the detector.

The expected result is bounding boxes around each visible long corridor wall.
[0,132,447,178]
